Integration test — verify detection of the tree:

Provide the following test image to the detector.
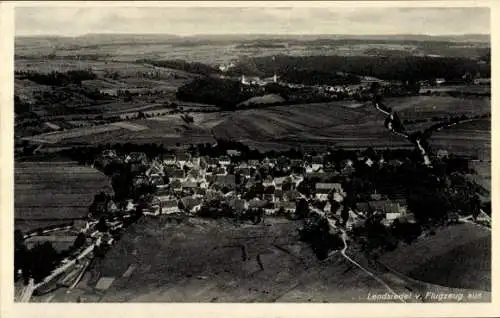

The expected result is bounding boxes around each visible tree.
[89,191,109,218]
[28,242,59,283]
[72,233,87,250]
[96,217,109,233]
[340,206,349,225]
[295,198,310,219]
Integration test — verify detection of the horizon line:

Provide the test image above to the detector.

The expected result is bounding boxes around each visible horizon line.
[15,32,491,37]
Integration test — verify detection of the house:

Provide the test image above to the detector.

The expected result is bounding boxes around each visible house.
[163,155,176,165]
[290,174,303,188]
[181,180,198,192]
[188,169,201,180]
[101,149,117,159]
[198,157,208,170]
[181,196,203,214]
[263,193,275,203]
[155,184,171,195]
[365,158,374,167]
[315,183,343,201]
[190,156,201,168]
[248,198,267,209]
[262,175,274,187]
[227,149,241,157]
[214,174,236,190]
[229,198,248,213]
[206,157,219,168]
[133,175,149,188]
[340,160,356,175]
[357,200,406,221]
[370,190,382,201]
[193,188,206,198]
[169,169,186,181]
[473,78,491,85]
[304,163,314,174]
[346,210,361,231]
[124,200,136,212]
[264,202,276,215]
[276,201,295,214]
[150,174,164,186]
[248,159,260,167]
[387,159,403,167]
[277,156,289,167]
[205,189,224,202]
[268,158,278,167]
[125,152,147,164]
[437,149,449,160]
[214,167,227,176]
[147,160,165,177]
[435,78,446,85]
[218,156,231,166]
[273,177,287,190]
[175,152,191,166]
[199,180,209,189]
[398,212,417,224]
[170,179,182,192]
[324,201,332,214]
[236,167,251,178]
[311,156,324,171]
[183,160,194,169]
[332,192,344,203]
[154,195,180,214]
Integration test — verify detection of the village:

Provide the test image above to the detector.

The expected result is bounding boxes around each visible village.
[93,147,414,228]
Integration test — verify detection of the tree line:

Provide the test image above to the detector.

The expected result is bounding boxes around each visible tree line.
[15,69,98,86]
[250,55,490,82]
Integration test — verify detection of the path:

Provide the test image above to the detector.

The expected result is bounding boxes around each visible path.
[309,206,407,303]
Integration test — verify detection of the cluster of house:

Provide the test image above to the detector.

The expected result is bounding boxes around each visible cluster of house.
[132,152,307,216]
[98,149,413,229]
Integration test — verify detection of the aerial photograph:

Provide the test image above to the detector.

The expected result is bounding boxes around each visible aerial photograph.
[13,5,491,303]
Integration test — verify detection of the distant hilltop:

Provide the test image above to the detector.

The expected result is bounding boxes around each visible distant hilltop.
[15,33,491,43]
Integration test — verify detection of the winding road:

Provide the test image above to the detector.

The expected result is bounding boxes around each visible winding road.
[308,206,407,303]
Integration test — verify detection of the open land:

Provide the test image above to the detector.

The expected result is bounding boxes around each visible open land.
[379,223,491,292]
[15,34,490,65]
[15,161,112,232]
[22,96,490,159]
[40,217,486,303]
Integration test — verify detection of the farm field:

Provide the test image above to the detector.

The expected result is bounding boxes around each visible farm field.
[379,223,491,292]
[430,118,491,161]
[384,96,490,120]
[15,58,196,80]
[22,95,491,159]
[15,161,112,232]
[21,124,124,144]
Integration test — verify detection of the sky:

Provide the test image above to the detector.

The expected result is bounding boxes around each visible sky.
[15,6,490,36]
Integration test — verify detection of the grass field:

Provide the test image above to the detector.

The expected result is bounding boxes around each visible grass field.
[15,161,112,232]
[379,223,491,292]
